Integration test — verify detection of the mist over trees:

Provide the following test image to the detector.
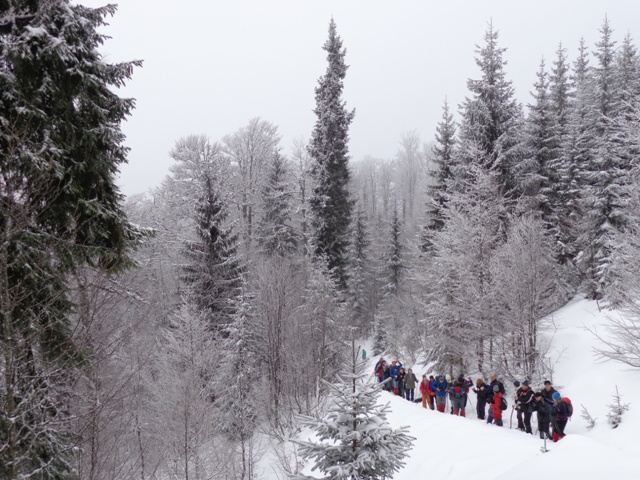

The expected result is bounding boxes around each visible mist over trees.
[4,6,640,479]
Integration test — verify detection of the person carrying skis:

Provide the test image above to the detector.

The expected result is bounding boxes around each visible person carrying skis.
[551,391,569,441]
[486,372,505,424]
[405,368,418,401]
[432,376,448,412]
[515,380,535,433]
[449,375,473,417]
[532,391,552,440]
[472,378,489,420]
[491,384,504,427]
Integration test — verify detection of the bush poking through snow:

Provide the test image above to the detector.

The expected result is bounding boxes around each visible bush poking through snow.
[606,386,630,429]
[580,404,597,430]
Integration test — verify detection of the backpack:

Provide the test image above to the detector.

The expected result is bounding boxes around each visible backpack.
[453,385,467,399]
[562,397,573,417]
[500,396,508,411]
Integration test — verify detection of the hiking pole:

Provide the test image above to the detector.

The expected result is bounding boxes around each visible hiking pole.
[509,406,515,429]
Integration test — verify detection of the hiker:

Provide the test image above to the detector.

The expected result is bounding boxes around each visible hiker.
[551,391,570,441]
[515,380,535,434]
[432,376,448,413]
[420,376,431,408]
[449,375,473,416]
[374,359,386,383]
[427,375,436,410]
[382,363,392,391]
[490,384,504,427]
[472,378,489,420]
[486,372,505,424]
[541,380,556,404]
[397,367,407,397]
[532,391,552,440]
[405,368,418,401]
[389,360,402,393]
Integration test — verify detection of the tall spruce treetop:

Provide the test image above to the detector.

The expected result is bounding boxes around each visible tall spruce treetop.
[421,98,457,251]
[520,58,558,222]
[308,18,355,289]
[458,21,523,200]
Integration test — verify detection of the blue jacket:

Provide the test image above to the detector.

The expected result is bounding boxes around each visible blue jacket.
[553,400,570,421]
[389,362,403,378]
[431,379,448,397]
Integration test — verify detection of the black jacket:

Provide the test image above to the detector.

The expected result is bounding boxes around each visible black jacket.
[515,387,535,413]
[532,398,552,422]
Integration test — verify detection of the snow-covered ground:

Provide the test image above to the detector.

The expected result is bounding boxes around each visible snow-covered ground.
[263,297,639,479]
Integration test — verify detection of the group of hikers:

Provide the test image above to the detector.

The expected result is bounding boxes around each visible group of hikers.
[374,358,573,442]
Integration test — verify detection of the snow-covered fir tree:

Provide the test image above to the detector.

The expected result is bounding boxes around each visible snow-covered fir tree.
[421,99,457,252]
[293,342,414,480]
[308,18,355,289]
[181,175,244,328]
[385,205,405,295]
[349,209,374,332]
[457,21,523,202]
[257,150,299,256]
[0,2,141,478]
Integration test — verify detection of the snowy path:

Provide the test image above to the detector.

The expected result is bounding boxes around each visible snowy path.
[381,298,639,479]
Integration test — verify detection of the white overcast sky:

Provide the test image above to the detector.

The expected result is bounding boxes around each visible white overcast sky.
[77,0,640,197]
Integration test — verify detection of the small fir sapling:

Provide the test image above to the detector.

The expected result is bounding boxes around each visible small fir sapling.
[606,386,630,429]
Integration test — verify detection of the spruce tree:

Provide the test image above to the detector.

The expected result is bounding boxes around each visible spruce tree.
[580,19,627,299]
[1,2,140,478]
[293,342,414,480]
[308,19,355,290]
[385,205,404,295]
[257,151,298,256]
[349,209,373,332]
[421,99,457,252]
[519,59,559,224]
[181,175,244,328]
[457,21,523,202]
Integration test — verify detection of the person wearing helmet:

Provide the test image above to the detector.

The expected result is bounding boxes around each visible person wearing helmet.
[551,391,569,441]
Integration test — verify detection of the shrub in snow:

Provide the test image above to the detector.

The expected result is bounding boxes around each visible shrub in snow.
[580,404,597,430]
[292,342,414,480]
[606,386,630,429]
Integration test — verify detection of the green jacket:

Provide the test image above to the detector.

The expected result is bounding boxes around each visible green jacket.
[405,373,418,389]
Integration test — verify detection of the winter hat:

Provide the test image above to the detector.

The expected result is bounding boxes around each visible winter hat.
[438,376,445,382]
[446,374,452,382]
[493,384,500,393]
[522,380,530,387]
[513,380,521,387]
[422,374,427,378]
[457,375,465,383]
[534,391,543,398]
[552,391,561,401]
[544,380,552,385]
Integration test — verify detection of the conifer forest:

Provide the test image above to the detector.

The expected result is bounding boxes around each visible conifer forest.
[2,1,640,479]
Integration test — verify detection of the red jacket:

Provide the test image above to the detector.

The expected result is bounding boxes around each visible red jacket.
[419,380,430,396]
[492,392,504,420]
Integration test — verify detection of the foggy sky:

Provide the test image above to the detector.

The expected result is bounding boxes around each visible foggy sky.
[78,0,640,197]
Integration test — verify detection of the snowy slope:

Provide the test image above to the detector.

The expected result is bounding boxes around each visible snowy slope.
[381,297,639,480]
[272,297,639,479]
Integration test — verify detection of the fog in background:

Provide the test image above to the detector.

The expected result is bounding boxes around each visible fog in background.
[78,0,640,197]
